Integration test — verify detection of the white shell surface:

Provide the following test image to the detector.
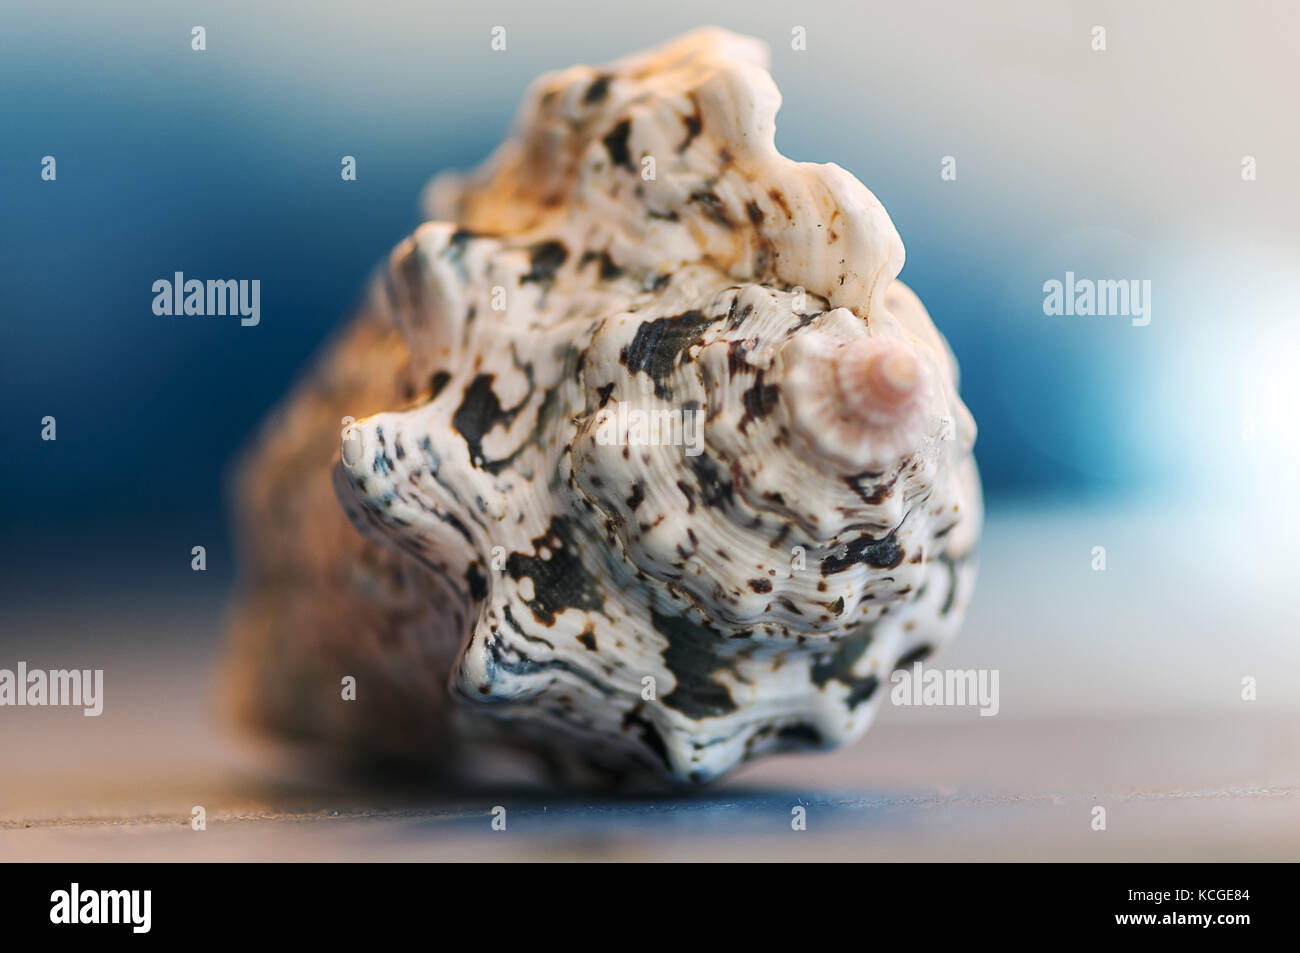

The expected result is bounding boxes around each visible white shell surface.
[226,28,982,788]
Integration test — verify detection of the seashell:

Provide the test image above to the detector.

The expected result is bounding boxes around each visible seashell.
[224,27,982,789]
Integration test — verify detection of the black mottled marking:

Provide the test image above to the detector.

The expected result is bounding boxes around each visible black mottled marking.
[619,309,712,399]
[748,578,772,593]
[521,240,568,285]
[777,723,823,747]
[820,528,904,575]
[726,338,750,375]
[370,426,395,477]
[789,311,824,332]
[577,626,597,651]
[827,596,845,616]
[466,562,488,601]
[768,189,793,220]
[584,74,611,104]
[500,605,555,648]
[598,251,623,281]
[449,227,484,250]
[810,627,878,710]
[677,106,702,153]
[596,382,615,407]
[843,676,880,709]
[745,200,764,225]
[675,480,696,514]
[478,609,612,700]
[690,190,731,227]
[622,707,673,773]
[626,482,645,511]
[846,470,899,506]
[893,643,933,670]
[652,607,739,719]
[444,227,494,278]
[416,502,474,546]
[688,454,734,509]
[937,553,959,616]
[505,516,605,626]
[430,370,452,399]
[603,118,634,172]
[776,596,803,616]
[727,301,754,331]
[738,372,778,434]
[453,374,520,471]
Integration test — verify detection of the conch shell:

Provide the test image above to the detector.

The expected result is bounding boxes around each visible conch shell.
[225,27,981,788]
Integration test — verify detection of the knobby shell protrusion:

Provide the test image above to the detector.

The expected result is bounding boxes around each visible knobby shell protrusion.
[223,28,982,789]
[781,326,939,473]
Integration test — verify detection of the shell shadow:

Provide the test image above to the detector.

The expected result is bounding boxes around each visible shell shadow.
[389,787,923,841]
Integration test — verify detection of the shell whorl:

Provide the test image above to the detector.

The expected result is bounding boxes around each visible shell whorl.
[225,28,982,789]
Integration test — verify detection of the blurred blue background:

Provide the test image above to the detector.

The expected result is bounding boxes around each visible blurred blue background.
[3,0,1298,614]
